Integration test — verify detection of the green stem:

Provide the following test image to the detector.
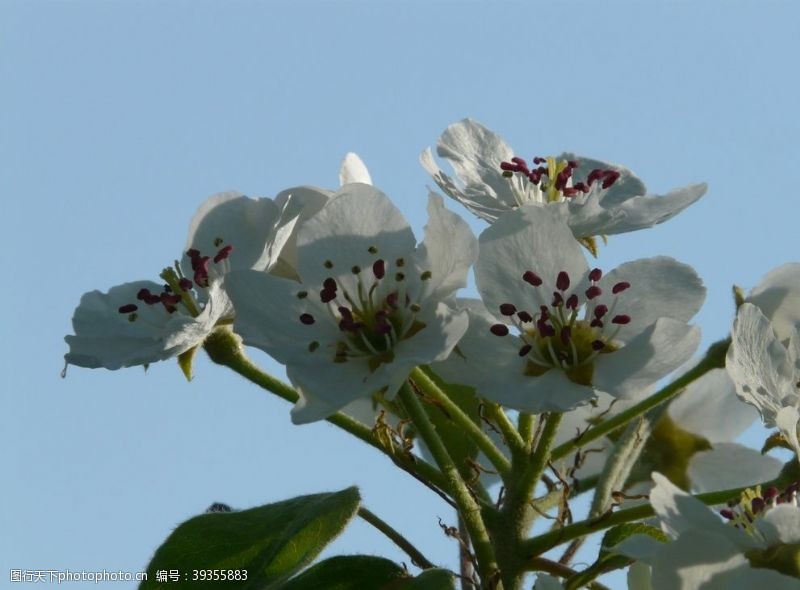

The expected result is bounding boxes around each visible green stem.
[412,367,512,481]
[357,507,435,570]
[482,402,526,456]
[513,413,564,517]
[397,382,501,587]
[517,413,535,449]
[521,475,781,557]
[203,329,450,499]
[550,337,730,462]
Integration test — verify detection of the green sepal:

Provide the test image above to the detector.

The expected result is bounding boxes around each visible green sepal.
[177,345,199,381]
[139,487,361,590]
[564,523,667,590]
[762,430,793,454]
[746,542,800,578]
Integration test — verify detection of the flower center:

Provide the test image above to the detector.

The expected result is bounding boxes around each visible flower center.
[295,248,431,372]
[499,156,620,206]
[116,239,235,322]
[721,482,800,538]
[489,267,630,385]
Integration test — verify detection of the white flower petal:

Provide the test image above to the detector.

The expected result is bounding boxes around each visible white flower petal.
[649,473,735,540]
[687,443,782,493]
[296,183,416,289]
[602,184,708,235]
[627,561,654,590]
[775,405,800,458]
[747,263,800,343]
[270,185,332,276]
[668,369,758,443]
[593,319,700,399]
[757,504,800,545]
[649,530,777,590]
[183,191,281,273]
[225,270,338,365]
[616,534,666,561]
[598,257,706,341]
[411,192,478,302]
[339,152,372,186]
[288,359,376,424]
[726,303,797,426]
[435,118,518,209]
[475,205,587,319]
[64,280,219,370]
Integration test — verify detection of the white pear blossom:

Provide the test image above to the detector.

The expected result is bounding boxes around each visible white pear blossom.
[64,191,286,371]
[224,184,477,424]
[64,154,370,372]
[434,205,705,414]
[421,119,707,242]
[616,473,800,590]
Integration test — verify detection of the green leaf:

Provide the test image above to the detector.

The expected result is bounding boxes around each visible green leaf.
[140,487,360,590]
[281,555,407,589]
[565,523,667,590]
[402,568,457,589]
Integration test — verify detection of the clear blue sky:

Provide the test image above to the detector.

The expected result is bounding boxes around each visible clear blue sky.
[3,1,799,587]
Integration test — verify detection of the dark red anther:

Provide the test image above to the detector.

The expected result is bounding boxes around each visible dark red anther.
[517,310,533,323]
[567,160,578,168]
[560,326,572,344]
[299,313,315,325]
[118,303,138,314]
[594,304,609,318]
[523,270,543,286]
[537,319,555,337]
[213,245,234,263]
[591,340,606,351]
[179,278,193,292]
[500,161,515,171]
[612,282,631,294]
[533,157,546,164]
[490,324,509,337]
[764,486,779,500]
[602,170,620,189]
[719,508,735,520]
[375,311,392,335]
[386,292,399,309]
[372,259,385,280]
[585,286,602,300]
[529,170,542,184]
[518,344,532,357]
[612,315,631,325]
[499,303,517,316]
[572,182,588,193]
[587,169,603,186]
[338,307,353,321]
[556,271,570,291]
[552,292,564,307]
[186,248,200,260]
[566,294,578,310]
[323,277,337,291]
[320,288,336,303]
[539,306,550,320]
[193,256,211,287]
[137,288,152,301]
[589,268,603,282]
[751,497,765,514]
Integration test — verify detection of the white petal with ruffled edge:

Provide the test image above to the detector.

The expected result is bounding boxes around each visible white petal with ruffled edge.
[687,443,782,493]
[746,263,800,343]
[64,280,226,370]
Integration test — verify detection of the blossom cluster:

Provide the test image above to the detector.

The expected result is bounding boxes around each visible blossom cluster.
[64,119,800,589]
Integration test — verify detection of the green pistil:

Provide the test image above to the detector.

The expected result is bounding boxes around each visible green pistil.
[160,266,200,317]
[523,320,617,386]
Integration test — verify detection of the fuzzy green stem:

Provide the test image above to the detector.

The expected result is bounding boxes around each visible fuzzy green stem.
[412,367,512,481]
[357,507,435,570]
[202,329,450,498]
[518,413,535,449]
[482,403,526,456]
[398,382,501,588]
[550,337,730,463]
[514,413,564,516]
